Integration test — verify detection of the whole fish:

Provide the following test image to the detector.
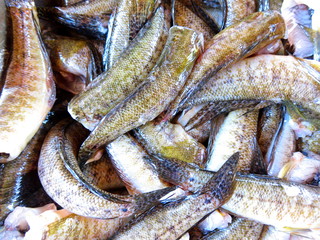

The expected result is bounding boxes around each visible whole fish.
[111,153,239,240]
[68,6,170,130]
[134,120,207,167]
[149,156,320,230]
[107,134,170,194]
[201,218,264,240]
[38,0,117,39]
[164,10,286,119]
[38,119,175,219]
[183,54,320,118]
[45,37,101,94]
[0,0,56,162]
[79,26,203,163]
[103,0,160,70]
[224,0,256,27]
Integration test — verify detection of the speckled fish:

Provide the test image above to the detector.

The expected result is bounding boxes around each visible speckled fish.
[258,104,283,158]
[224,0,256,27]
[174,0,215,48]
[38,0,117,39]
[79,26,203,163]
[133,120,207,167]
[206,108,260,173]
[107,134,170,194]
[164,10,286,119]
[103,0,160,70]
[68,6,169,130]
[201,218,264,240]
[38,119,175,219]
[149,156,320,230]
[45,37,101,94]
[110,153,239,240]
[0,0,56,162]
[183,54,320,119]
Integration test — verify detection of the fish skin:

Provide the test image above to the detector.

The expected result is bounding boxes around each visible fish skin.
[258,104,283,157]
[0,0,7,92]
[107,134,170,194]
[38,119,175,219]
[201,218,264,240]
[206,108,259,173]
[164,10,286,119]
[0,0,56,162]
[79,26,203,163]
[225,0,256,27]
[184,54,320,117]
[133,120,207,167]
[68,6,169,130]
[111,153,239,240]
[103,0,160,70]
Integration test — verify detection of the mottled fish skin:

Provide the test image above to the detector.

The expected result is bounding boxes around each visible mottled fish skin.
[258,104,283,158]
[38,119,175,219]
[0,0,56,162]
[103,0,160,70]
[174,0,215,48]
[45,37,100,95]
[39,0,117,39]
[79,26,203,163]
[107,134,170,194]
[68,6,169,130]
[165,10,286,119]
[201,218,264,240]
[43,213,126,240]
[184,55,320,118]
[259,225,291,240]
[133,120,207,167]
[111,153,239,240]
[224,0,256,27]
[206,108,259,173]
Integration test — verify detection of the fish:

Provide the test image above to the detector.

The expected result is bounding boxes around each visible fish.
[201,218,264,240]
[107,134,171,194]
[183,54,320,119]
[224,0,256,27]
[68,6,170,130]
[110,153,239,240]
[38,0,117,39]
[79,26,203,163]
[45,37,101,94]
[164,10,286,119]
[0,0,56,162]
[103,0,160,70]
[259,225,291,240]
[0,0,7,92]
[133,120,207,167]
[38,118,175,219]
[300,130,320,155]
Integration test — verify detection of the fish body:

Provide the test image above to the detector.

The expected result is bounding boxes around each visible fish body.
[68,6,169,130]
[103,0,160,70]
[79,26,203,162]
[111,153,239,240]
[165,10,286,119]
[185,55,320,118]
[0,0,56,162]
[225,0,256,27]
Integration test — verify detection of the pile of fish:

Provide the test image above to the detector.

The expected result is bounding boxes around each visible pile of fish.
[0,0,320,239]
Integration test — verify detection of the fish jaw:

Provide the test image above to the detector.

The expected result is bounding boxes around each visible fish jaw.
[0,0,55,162]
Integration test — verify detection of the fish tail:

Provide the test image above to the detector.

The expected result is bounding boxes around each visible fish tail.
[133,186,177,213]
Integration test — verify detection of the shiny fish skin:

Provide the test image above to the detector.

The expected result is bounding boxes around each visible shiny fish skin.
[111,153,239,240]
[165,10,286,119]
[184,54,320,117]
[68,6,169,130]
[0,0,56,162]
[0,0,7,91]
[225,0,256,27]
[103,0,160,70]
[134,120,207,167]
[79,26,203,163]
[38,119,174,219]
[201,218,264,240]
[107,134,170,194]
